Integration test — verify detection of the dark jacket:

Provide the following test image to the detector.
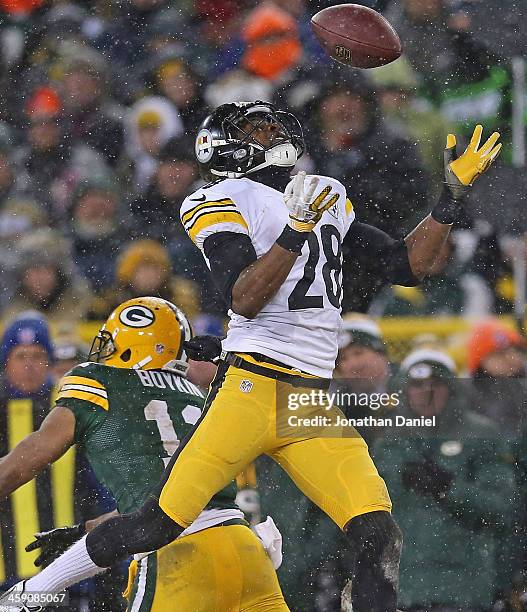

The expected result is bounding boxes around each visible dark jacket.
[372,389,518,608]
[312,119,428,312]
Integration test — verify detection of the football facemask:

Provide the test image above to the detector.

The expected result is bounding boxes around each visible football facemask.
[196,101,305,179]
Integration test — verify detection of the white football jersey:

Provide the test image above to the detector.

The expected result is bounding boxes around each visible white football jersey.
[180,176,355,376]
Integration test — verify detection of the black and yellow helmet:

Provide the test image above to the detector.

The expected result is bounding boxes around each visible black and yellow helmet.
[195,100,305,180]
[89,297,192,375]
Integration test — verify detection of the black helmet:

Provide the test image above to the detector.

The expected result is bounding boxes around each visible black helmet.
[195,101,305,180]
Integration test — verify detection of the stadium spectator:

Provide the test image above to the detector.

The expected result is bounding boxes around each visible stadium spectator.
[460,226,514,315]
[0,315,69,590]
[205,4,304,107]
[16,85,109,222]
[336,315,390,387]
[0,313,54,396]
[309,71,428,312]
[0,314,125,609]
[367,57,453,193]
[149,52,210,135]
[143,8,189,59]
[127,136,222,313]
[122,95,183,195]
[334,314,391,442]
[369,234,468,316]
[100,0,175,70]
[51,331,89,381]
[0,196,47,309]
[468,320,527,435]
[2,228,93,327]
[386,0,509,145]
[312,71,428,234]
[129,135,199,243]
[112,238,201,320]
[69,177,126,292]
[373,347,518,611]
[59,45,124,166]
[0,136,31,207]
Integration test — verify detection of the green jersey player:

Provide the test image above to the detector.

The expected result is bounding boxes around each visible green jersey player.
[0,297,287,611]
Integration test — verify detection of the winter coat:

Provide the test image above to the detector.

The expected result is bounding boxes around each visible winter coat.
[2,229,93,326]
[312,122,428,312]
[372,393,518,608]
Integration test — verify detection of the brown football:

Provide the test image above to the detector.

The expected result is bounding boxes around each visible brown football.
[311,4,402,69]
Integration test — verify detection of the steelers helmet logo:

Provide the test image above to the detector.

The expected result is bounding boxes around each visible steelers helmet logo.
[196,129,214,163]
[119,305,155,328]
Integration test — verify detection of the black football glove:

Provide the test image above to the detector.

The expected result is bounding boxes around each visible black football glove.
[401,459,453,500]
[25,523,86,567]
[183,335,223,363]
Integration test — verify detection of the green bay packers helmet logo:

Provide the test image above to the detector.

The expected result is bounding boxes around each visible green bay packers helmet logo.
[196,128,214,163]
[119,305,155,328]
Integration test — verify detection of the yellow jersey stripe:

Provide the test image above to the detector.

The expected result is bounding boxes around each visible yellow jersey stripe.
[61,384,108,398]
[8,400,39,577]
[61,375,106,391]
[345,198,354,216]
[57,389,109,411]
[188,211,248,243]
[181,198,234,224]
[183,203,239,232]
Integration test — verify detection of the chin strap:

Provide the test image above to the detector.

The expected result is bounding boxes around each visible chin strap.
[211,142,299,179]
[247,142,298,175]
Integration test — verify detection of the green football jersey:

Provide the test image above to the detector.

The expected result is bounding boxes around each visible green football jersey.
[56,362,238,516]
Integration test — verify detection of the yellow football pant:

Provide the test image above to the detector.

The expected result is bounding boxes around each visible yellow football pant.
[125,525,289,611]
[159,360,391,531]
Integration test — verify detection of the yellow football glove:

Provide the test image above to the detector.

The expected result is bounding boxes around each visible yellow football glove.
[444,124,502,199]
[284,171,340,232]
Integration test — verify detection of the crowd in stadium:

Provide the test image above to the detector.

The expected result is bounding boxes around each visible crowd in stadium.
[0,0,526,610]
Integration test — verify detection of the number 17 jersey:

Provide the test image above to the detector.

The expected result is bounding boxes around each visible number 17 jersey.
[180,176,355,377]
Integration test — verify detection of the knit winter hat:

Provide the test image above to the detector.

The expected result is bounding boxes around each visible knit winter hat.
[467,320,525,374]
[338,315,385,353]
[0,313,54,366]
[117,240,172,285]
[400,348,457,380]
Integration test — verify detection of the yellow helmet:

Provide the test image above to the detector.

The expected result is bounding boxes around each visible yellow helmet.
[88,297,192,375]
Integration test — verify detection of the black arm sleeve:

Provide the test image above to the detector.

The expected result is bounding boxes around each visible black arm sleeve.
[345,221,419,286]
[203,232,258,308]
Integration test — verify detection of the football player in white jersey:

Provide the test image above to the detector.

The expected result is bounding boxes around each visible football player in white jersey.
[5,102,500,612]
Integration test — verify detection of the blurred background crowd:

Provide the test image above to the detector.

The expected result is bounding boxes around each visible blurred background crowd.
[0,0,526,610]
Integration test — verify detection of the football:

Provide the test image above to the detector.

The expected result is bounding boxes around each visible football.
[311,4,402,69]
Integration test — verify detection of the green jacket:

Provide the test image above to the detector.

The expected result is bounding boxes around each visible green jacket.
[372,392,517,608]
[257,456,348,611]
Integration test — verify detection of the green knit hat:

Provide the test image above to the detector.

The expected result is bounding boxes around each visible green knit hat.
[338,316,386,353]
[400,348,457,380]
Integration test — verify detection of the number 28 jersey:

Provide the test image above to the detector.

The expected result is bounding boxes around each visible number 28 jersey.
[180,176,355,377]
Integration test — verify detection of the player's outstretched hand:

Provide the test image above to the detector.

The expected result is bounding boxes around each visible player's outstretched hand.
[284,171,339,232]
[183,335,223,363]
[444,124,501,199]
[25,523,85,567]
